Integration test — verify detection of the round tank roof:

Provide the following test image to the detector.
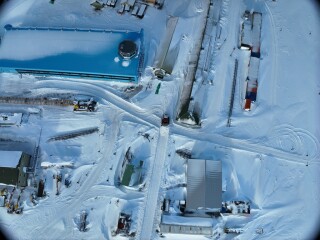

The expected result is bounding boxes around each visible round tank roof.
[118,40,137,59]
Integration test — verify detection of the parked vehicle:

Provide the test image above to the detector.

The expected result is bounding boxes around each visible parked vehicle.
[161,114,169,126]
[73,98,97,112]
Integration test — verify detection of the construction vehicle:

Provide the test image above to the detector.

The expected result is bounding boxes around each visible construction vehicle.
[1,188,8,196]
[14,189,24,214]
[5,187,16,208]
[73,98,97,112]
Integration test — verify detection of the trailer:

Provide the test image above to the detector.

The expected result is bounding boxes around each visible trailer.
[107,0,117,7]
[124,4,130,11]
[137,4,147,18]
[127,0,136,8]
[118,4,125,14]
[244,98,252,111]
[131,5,139,16]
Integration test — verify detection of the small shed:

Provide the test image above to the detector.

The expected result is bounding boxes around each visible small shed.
[0,113,22,126]
[0,151,30,187]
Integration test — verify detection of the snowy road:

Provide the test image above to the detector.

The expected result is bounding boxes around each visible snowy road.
[264,1,279,106]
[37,78,320,164]
[173,123,320,165]
[138,127,169,240]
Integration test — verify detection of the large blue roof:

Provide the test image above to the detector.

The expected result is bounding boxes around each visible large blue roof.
[0,25,144,82]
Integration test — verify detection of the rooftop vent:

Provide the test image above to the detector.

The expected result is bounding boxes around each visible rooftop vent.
[118,40,137,59]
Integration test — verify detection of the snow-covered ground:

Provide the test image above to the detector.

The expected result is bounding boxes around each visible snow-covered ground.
[0,0,319,240]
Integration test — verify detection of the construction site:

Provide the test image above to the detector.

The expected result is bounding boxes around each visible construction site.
[0,0,319,240]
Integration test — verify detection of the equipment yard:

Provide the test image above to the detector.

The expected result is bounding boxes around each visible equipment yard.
[0,0,319,240]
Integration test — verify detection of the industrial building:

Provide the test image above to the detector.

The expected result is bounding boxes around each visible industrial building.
[240,11,262,111]
[0,151,30,187]
[240,11,262,55]
[186,159,222,212]
[0,25,144,83]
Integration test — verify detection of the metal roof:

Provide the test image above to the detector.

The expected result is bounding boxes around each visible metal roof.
[186,159,222,210]
[0,25,144,82]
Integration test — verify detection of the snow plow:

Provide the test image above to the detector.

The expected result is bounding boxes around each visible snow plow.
[73,98,97,112]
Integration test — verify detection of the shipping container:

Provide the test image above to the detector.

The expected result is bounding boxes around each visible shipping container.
[244,99,252,111]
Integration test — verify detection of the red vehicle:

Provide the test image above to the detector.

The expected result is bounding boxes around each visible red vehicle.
[161,114,170,126]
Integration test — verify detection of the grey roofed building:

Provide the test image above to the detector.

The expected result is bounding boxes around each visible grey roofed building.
[186,159,222,211]
[0,151,30,187]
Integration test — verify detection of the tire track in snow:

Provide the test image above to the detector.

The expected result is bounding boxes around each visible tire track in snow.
[264,2,279,106]
[265,124,320,160]
[173,124,320,165]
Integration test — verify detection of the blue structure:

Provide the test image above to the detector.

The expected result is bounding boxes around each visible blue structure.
[0,25,144,83]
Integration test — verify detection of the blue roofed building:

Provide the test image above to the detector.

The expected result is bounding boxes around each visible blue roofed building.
[0,25,144,83]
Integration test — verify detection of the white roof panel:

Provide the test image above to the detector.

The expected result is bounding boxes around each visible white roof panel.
[0,151,22,168]
[248,56,260,80]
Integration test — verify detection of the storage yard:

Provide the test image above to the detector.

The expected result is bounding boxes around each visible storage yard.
[0,0,319,240]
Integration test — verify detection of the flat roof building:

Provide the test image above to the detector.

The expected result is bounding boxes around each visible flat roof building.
[0,151,30,187]
[186,159,222,212]
[0,25,144,83]
[240,11,262,54]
